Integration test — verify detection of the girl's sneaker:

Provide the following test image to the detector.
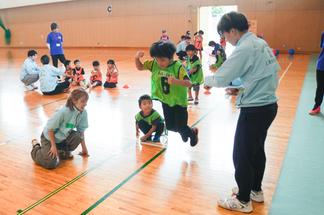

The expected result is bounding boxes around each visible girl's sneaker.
[218,195,253,213]
[188,97,194,101]
[194,98,199,105]
[309,106,320,115]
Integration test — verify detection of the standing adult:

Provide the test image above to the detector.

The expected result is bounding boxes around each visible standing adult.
[309,32,324,115]
[46,22,66,67]
[205,12,280,213]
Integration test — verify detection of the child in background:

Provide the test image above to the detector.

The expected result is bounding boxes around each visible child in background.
[72,59,88,89]
[64,60,74,83]
[176,35,191,61]
[31,88,89,169]
[208,41,221,56]
[104,59,119,88]
[194,30,204,59]
[90,61,102,88]
[209,45,226,72]
[185,45,204,105]
[160,30,170,42]
[185,30,191,38]
[135,95,165,143]
[220,35,226,49]
[135,41,199,147]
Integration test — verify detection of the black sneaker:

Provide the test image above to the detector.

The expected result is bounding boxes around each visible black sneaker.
[190,128,199,147]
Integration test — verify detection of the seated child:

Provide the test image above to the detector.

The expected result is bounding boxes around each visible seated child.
[90,60,102,88]
[64,60,74,83]
[31,88,89,169]
[185,44,204,105]
[135,95,165,142]
[72,59,88,88]
[104,59,119,88]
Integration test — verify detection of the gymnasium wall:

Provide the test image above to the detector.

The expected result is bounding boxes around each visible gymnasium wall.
[0,0,323,53]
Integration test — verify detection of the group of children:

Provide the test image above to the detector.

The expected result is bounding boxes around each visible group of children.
[29,30,229,169]
[59,58,119,89]
[20,50,120,95]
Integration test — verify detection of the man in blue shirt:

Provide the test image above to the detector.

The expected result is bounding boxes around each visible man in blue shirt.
[20,49,40,90]
[205,12,279,213]
[46,22,66,67]
[309,32,324,115]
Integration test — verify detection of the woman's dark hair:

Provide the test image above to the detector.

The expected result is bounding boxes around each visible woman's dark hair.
[185,44,196,52]
[50,22,58,31]
[27,50,37,57]
[92,61,100,67]
[40,55,50,65]
[138,94,152,107]
[64,60,71,67]
[180,35,186,40]
[198,30,204,35]
[150,41,176,59]
[74,59,80,64]
[107,59,115,65]
[66,88,89,111]
[217,11,249,36]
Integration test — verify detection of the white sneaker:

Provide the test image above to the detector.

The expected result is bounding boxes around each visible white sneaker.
[218,195,253,213]
[232,187,264,203]
[30,83,38,90]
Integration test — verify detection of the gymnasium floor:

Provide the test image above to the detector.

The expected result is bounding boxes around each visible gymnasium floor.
[0,48,316,214]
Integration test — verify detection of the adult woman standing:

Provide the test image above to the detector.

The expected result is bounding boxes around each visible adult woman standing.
[205,12,280,213]
[46,22,66,67]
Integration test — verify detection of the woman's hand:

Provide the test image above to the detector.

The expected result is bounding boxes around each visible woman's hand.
[48,145,58,159]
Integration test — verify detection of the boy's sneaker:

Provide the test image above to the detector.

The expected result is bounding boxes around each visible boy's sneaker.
[309,106,320,115]
[218,195,253,213]
[194,98,199,105]
[232,187,264,203]
[188,97,194,101]
[190,127,199,147]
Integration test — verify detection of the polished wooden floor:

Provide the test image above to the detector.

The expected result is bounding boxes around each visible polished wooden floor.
[0,48,310,215]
